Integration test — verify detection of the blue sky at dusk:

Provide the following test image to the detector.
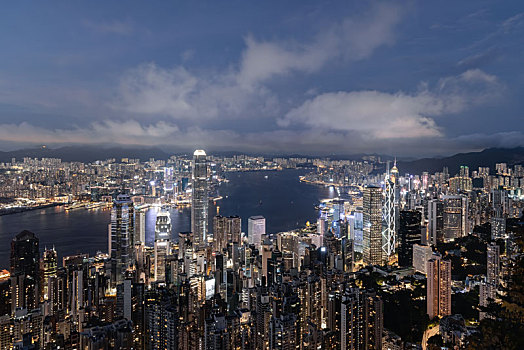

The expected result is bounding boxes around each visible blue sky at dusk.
[0,1,523,156]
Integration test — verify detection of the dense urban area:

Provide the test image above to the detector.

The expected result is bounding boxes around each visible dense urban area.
[0,150,523,349]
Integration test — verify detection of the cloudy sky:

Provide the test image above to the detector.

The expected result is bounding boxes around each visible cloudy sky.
[0,1,523,156]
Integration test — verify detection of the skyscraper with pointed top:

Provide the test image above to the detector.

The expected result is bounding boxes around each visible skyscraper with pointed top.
[192,149,209,249]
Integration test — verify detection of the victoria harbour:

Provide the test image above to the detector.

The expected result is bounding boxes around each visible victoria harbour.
[1,2,524,348]
[0,169,333,267]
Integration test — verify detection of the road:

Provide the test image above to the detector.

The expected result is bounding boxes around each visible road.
[422,324,439,350]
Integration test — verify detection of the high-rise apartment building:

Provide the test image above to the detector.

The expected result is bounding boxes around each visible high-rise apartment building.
[248,216,266,249]
[110,194,135,287]
[487,243,500,287]
[340,288,383,350]
[363,186,383,265]
[427,257,452,319]
[412,244,435,274]
[191,150,209,249]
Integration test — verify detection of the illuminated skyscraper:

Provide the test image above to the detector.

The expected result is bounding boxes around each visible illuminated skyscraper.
[398,210,421,267]
[191,149,209,249]
[363,186,383,265]
[442,195,468,241]
[427,257,451,319]
[213,215,241,252]
[382,168,396,259]
[135,208,146,244]
[427,199,444,245]
[248,215,266,249]
[42,247,57,301]
[110,194,135,287]
[10,230,40,312]
[487,243,500,287]
[155,210,171,283]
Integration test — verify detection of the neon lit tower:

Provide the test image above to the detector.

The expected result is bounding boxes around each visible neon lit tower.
[382,162,396,260]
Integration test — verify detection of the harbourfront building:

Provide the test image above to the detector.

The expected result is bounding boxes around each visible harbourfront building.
[192,150,209,250]
[248,215,266,249]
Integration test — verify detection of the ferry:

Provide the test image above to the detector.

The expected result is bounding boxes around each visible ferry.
[64,202,87,211]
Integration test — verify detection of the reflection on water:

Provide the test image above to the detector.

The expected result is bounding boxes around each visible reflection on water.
[0,169,333,267]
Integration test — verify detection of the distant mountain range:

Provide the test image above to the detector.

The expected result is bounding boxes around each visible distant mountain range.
[397,147,524,175]
[1,146,523,175]
[0,146,172,163]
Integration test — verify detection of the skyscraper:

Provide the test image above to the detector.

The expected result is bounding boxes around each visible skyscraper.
[442,195,468,242]
[135,208,146,244]
[191,149,209,249]
[110,194,135,287]
[382,170,396,259]
[248,216,266,249]
[340,288,384,350]
[363,186,383,265]
[398,210,421,267]
[10,230,40,312]
[213,215,241,252]
[480,243,501,319]
[427,257,451,319]
[487,243,500,287]
[427,199,443,246]
[155,210,172,283]
[42,247,57,301]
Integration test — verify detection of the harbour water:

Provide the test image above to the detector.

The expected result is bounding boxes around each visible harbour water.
[0,169,335,267]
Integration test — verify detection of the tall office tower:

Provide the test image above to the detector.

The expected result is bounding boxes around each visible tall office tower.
[134,208,146,244]
[442,195,468,242]
[110,194,135,288]
[340,289,383,350]
[154,210,171,283]
[349,210,364,253]
[213,215,242,252]
[382,172,396,259]
[332,199,345,222]
[191,149,209,249]
[363,186,383,265]
[42,247,57,301]
[427,199,444,245]
[10,230,40,312]
[486,243,500,287]
[398,210,422,267]
[427,257,452,319]
[248,216,266,249]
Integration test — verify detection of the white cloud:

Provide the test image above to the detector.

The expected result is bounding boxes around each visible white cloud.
[113,3,404,120]
[279,69,501,140]
[237,2,403,86]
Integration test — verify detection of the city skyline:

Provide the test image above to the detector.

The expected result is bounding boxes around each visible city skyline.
[0,1,523,156]
[1,1,524,348]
